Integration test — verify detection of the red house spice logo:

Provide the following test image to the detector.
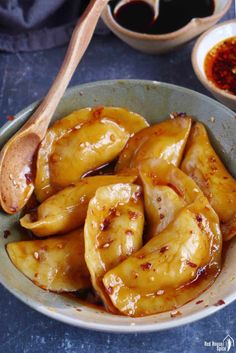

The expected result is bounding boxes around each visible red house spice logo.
[204,335,234,352]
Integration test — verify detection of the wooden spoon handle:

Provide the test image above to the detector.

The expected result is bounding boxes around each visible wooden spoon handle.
[25,0,108,136]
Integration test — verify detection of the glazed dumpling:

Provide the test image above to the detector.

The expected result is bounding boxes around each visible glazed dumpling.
[20,175,137,237]
[103,195,222,317]
[7,229,90,292]
[35,108,93,202]
[116,115,192,172]
[181,122,236,241]
[138,158,202,238]
[84,183,144,311]
[35,107,148,201]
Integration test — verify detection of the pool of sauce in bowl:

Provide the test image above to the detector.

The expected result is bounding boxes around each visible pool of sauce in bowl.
[204,36,236,96]
[111,0,215,34]
[63,289,108,313]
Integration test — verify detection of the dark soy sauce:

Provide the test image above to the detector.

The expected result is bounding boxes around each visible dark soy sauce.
[113,0,155,33]
[111,0,215,34]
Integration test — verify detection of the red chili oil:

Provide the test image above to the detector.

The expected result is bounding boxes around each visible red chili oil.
[111,0,214,34]
[204,36,236,96]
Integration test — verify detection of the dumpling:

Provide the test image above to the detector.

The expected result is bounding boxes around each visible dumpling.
[84,183,144,311]
[7,229,90,292]
[20,175,137,237]
[35,109,93,202]
[181,122,236,241]
[116,115,192,172]
[138,158,202,238]
[103,195,222,317]
[35,107,148,201]
[50,119,130,188]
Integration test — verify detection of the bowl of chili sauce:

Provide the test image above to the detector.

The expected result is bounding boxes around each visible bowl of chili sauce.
[192,19,236,110]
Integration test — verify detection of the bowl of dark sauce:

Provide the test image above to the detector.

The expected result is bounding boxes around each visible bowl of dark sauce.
[102,0,232,54]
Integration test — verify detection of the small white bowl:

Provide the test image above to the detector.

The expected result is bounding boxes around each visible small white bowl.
[102,0,232,54]
[192,19,236,111]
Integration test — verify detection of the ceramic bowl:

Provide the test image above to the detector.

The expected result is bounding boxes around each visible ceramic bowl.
[192,19,236,111]
[0,80,236,332]
[101,0,232,54]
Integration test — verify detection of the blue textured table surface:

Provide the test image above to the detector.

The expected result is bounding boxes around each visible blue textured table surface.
[0,5,235,353]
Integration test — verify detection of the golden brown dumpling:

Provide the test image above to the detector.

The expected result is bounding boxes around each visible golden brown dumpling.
[35,107,148,201]
[116,115,192,172]
[35,109,92,202]
[181,122,236,241]
[103,195,222,317]
[50,118,129,188]
[138,158,202,238]
[20,175,137,237]
[7,229,90,292]
[84,183,144,311]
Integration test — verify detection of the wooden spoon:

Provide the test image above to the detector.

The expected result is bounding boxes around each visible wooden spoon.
[0,0,108,214]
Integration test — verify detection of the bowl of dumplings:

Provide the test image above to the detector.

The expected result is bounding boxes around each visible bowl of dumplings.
[0,80,236,332]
